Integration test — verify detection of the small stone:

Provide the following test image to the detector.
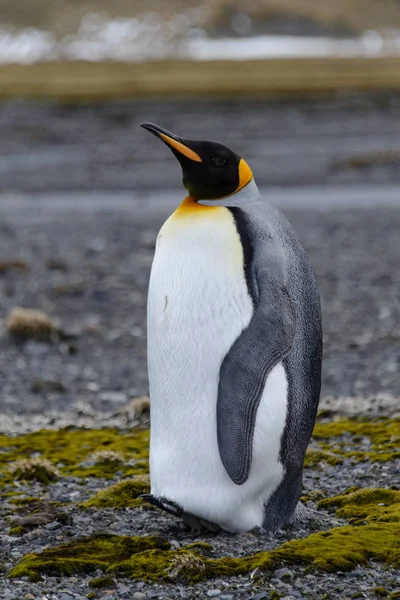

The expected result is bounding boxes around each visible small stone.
[274,568,294,580]
[23,341,50,355]
[59,594,74,600]
[132,593,146,600]
[207,591,221,598]
[69,491,81,501]
[24,594,35,600]
[252,594,268,600]
[44,520,61,530]
[220,595,234,600]
[117,584,130,595]
[99,392,127,405]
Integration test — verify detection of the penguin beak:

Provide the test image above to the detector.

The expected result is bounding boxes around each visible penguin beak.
[140,122,203,163]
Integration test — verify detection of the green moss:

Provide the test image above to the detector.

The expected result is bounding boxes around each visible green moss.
[312,418,400,463]
[9,506,400,582]
[89,576,116,589]
[272,522,400,571]
[389,592,400,599]
[81,477,150,509]
[318,488,400,524]
[0,427,150,490]
[8,526,26,536]
[87,593,97,599]
[270,592,283,600]
[375,589,389,597]
[0,419,397,496]
[10,496,41,506]
[300,490,326,503]
[304,448,343,467]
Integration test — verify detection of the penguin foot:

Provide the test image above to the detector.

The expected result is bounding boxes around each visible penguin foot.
[140,494,182,517]
[288,501,320,525]
[140,494,221,533]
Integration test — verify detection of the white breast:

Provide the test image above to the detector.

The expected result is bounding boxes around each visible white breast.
[147,205,287,532]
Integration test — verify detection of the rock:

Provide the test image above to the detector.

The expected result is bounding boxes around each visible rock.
[252,594,268,600]
[31,378,66,394]
[274,568,294,580]
[23,341,50,355]
[117,583,131,596]
[99,392,128,405]
[44,520,61,530]
[132,593,146,600]
[207,591,221,598]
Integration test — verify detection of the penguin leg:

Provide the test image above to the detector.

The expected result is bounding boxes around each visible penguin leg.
[140,494,221,533]
[289,501,320,524]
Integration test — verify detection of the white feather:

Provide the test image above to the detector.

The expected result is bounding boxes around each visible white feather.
[147,205,288,532]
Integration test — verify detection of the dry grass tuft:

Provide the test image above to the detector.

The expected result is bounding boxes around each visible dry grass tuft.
[0,260,29,274]
[130,396,151,419]
[9,458,60,484]
[5,307,57,340]
[168,551,206,581]
[91,450,125,467]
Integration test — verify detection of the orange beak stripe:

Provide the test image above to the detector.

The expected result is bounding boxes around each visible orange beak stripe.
[159,133,203,163]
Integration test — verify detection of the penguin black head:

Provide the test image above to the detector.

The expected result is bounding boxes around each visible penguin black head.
[140,122,253,201]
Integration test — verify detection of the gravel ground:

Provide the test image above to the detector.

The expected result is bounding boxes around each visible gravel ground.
[0,193,399,599]
[2,93,400,193]
[0,419,399,600]
[0,196,399,414]
[0,94,399,598]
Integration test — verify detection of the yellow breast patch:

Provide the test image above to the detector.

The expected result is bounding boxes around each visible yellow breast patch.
[171,196,222,219]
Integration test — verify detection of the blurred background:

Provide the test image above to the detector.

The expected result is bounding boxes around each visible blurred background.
[0,0,399,419]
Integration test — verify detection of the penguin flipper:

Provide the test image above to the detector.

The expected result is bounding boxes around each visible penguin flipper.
[217,282,295,485]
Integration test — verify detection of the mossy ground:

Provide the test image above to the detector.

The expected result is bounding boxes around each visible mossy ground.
[312,418,400,463]
[2,418,399,583]
[1,417,397,493]
[0,427,150,489]
[8,496,400,582]
[80,477,150,509]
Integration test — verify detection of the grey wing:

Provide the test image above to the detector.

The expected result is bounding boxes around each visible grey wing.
[217,249,295,486]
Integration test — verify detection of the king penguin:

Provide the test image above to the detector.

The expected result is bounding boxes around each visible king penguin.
[141,122,322,534]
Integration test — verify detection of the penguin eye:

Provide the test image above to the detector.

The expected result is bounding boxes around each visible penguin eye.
[212,156,227,166]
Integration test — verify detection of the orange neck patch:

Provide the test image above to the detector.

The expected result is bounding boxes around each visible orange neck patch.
[172,196,220,219]
[236,159,253,192]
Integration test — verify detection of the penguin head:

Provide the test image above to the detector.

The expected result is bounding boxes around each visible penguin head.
[140,123,255,203]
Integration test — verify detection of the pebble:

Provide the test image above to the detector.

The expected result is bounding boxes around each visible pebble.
[207,591,221,597]
[219,595,234,600]
[252,593,268,600]
[274,568,294,580]
[98,392,127,405]
[23,341,50,356]
[44,521,61,530]
[117,584,131,596]
[132,593,147,600]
